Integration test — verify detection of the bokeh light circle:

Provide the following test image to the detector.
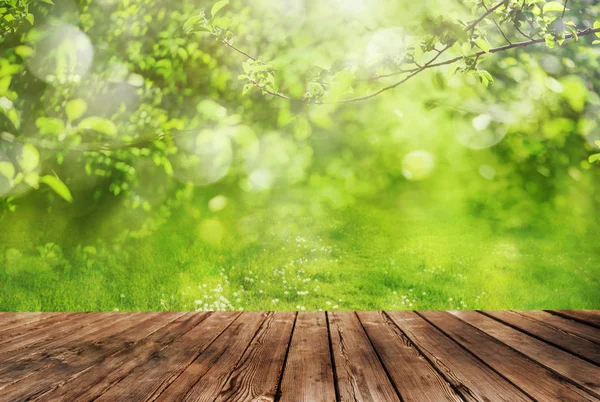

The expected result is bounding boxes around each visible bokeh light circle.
[401,150,435,181]
[453,107,514,150]
[26,23,94,84]
[365,27,408,68]
[171,130,233,186]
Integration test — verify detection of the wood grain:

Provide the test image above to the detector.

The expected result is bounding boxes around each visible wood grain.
[214,311,296,402]
[38,312,209,402]
[517,310,600,344]
[0,313,136,391]
[0,313,106,361]
[551,310,600,328]
[0,313,61,339]
[155,311,267,402]
[386,311,532,402]
[0,311,596,402]
[279,312,336,402]
[0,313,89,353]
[358,311,462,402]
[93,312,240,402]
[452,311,600,397]
[484,310,600,364]
[0,313,177,402]
[421,310,597,402]
[328,311,401,402]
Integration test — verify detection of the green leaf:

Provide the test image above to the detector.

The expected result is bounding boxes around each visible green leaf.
[475,37,490,53]
[183,15,203,33]
[24,172,39,189]
[40,0,55,4]
[18,144,39,172]
[595,140,600,147]
[78,117,117,136]
[589,153,600,163]
[36,117,65,135]
[478,70,494,87]
[26,13,34,25]
[14,45,34,58]
[66,99,87,121]
[40,175,72,202]
[543,1,565,13]
[0,161,15,180]
[211,0,229,17]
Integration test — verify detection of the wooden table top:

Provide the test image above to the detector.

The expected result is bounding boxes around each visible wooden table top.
[0,310,598,401]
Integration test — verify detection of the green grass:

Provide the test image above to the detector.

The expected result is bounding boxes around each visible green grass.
[1,186,598,311]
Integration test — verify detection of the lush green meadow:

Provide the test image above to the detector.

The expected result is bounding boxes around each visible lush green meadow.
[1,180,598,311]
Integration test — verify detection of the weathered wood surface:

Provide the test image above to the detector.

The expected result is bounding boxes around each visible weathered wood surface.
[0,310,597,402]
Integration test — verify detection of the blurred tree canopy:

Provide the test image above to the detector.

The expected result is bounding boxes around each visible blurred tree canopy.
[1,0,599,234]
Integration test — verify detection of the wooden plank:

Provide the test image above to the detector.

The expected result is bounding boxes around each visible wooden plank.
[0,314,75,345]
[93,312,241,402]
[0,313,62,337]
[0,313,137,390]
[38,312,209,402]
[386,311,532,402]
[0,312,137,375]
[279,312,336,402]
[551,310,600,328]
[452,311,600,397]
[0,312,106,356]
[517,310,600,344]
[328,311,401,402]
[358,311,462,402]
[0,313,86,346]
[420,311,597,402]
[0,313,169,400]
[484,310,600,365]
[214,312,296,402]
[155,312,268,402]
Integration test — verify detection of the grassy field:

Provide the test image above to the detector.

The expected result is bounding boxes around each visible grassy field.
[1,184,598,312]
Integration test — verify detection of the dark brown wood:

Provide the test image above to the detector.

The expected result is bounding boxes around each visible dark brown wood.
[358,311,462,402]
[0,312,106,357]
[38,312,209,402]
[484,310,600,364]
[421,311,598,402]
[1,313,180,402]
[0,312,87,350]
[551,310,600,328]
[0,313,61,338]
[214,312,296,402]
[0,313,138,391]
[452,311,600,397]
[93,312,240,402]
[155,311,267,402]
[0,311,597,402]
[279,312,336,402]
[517,310,600,344]
[386,311,532,402]
[328,311,401,402]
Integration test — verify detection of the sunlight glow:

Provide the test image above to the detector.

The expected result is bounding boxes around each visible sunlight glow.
[402,151,435,181]
[26,23,94,84]
[172,130,233,186]
[365,28,408,68]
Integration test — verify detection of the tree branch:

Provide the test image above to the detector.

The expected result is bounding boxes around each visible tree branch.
[466,1,505,31]
[330,27,600,103]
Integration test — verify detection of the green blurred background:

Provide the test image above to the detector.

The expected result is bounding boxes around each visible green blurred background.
[0,0,599,311]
